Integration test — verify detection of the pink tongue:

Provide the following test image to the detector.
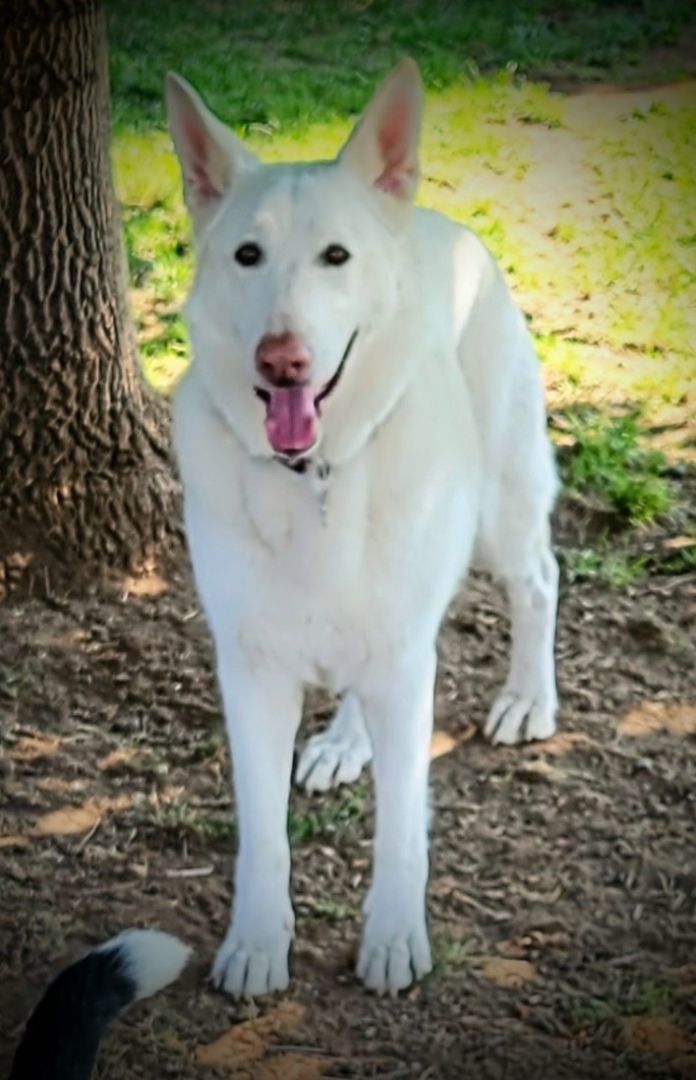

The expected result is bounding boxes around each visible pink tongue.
[264,386,317,453]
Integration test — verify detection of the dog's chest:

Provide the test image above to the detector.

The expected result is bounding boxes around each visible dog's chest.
[237,456,370,588]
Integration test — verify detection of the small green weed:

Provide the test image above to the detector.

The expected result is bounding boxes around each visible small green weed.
[300,897,358,922]
[560,409,674,524]
[289,784,368,845]
[148,801,236,847]
[570,993,623,1030]
[562,546,648,587]
[0,664,36,701]
[630,980,674,1015]
[434,932,474,972]
[570,979,675,1033]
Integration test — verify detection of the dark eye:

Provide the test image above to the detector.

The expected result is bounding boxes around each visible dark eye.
[320,244,351,267]
[235,242,264,267]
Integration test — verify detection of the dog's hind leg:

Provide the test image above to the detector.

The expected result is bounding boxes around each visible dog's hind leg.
[483,527,559,745]
[474,384,559,746]
[296,691,372,792]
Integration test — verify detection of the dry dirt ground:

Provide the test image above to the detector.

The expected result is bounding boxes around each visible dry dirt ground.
[1,513,695,1078]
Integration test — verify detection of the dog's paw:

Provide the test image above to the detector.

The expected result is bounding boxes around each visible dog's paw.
[295,726,372,792]
[357,922,432,996]
[212,927,291,998]
[357,891,431,996]
[484,690,557,746]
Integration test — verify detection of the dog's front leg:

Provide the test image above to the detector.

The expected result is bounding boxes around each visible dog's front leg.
[211,658,302,998]
[357,647,436,995]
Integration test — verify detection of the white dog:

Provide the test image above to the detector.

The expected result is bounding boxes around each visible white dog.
[166,60,558,998]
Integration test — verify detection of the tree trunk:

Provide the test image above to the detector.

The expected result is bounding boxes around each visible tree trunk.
[0,0,180,594]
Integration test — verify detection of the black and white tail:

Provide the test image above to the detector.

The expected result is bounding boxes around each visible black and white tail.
[10,930,190,1080]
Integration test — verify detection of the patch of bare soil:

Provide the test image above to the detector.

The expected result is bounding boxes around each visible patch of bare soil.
[1,533,695,1077]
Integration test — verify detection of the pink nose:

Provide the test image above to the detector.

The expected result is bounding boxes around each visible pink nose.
[255,333,311,386]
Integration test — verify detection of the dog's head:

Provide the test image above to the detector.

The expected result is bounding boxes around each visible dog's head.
[166,61,423,462]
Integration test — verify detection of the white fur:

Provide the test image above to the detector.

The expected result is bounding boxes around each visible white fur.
[167,61,558,998]
[99,930,190,1000]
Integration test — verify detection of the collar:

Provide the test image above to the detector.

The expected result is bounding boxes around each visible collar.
[273,455,332,522]
[275,455,312,475]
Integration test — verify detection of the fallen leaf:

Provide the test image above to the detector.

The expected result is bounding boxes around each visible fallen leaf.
[195,1001,305,1068]
[11,735,61,761]
[122,571,168,597]
[618,702,696,738]
[0,835,31,850]
[430,731,458,759]
[33,804,101,837]
[33,629,89,649]
[622,1016,691,1057]
[663,536,695,551]
[32,796,132,837]
[480,957,539,988]
[430,724,476,760]
[97,748,137,771]
[514,758,567,784]
[533,731,594,756]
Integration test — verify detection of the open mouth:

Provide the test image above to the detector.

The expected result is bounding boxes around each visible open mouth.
[255,329,358,458]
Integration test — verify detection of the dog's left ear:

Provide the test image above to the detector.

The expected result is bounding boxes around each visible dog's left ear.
[338,59,422,204]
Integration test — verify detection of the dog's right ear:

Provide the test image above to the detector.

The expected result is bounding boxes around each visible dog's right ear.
[165,73,258,234]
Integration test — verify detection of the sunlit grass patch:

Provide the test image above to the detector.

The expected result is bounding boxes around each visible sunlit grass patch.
[553,102,696,362]
[139,316,190,395]
[112,130,180,208]
[113,130,193,394]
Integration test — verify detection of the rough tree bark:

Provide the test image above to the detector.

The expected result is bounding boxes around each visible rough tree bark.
[0,0,180,592]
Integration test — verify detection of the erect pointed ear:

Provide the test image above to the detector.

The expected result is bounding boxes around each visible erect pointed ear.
[165,73,258,234]
[338,59,422,204]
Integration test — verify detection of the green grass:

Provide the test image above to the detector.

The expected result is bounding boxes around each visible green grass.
[569,978,676,1032]
[434,931,474,972]
[299,897,359,922]
[108,0,694,132]
[0,664,36,702]
[561,547,649,587]
[558,408,674,525]
[536,103,696,393]
[289,784,368,845]
[146,800,236,847]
